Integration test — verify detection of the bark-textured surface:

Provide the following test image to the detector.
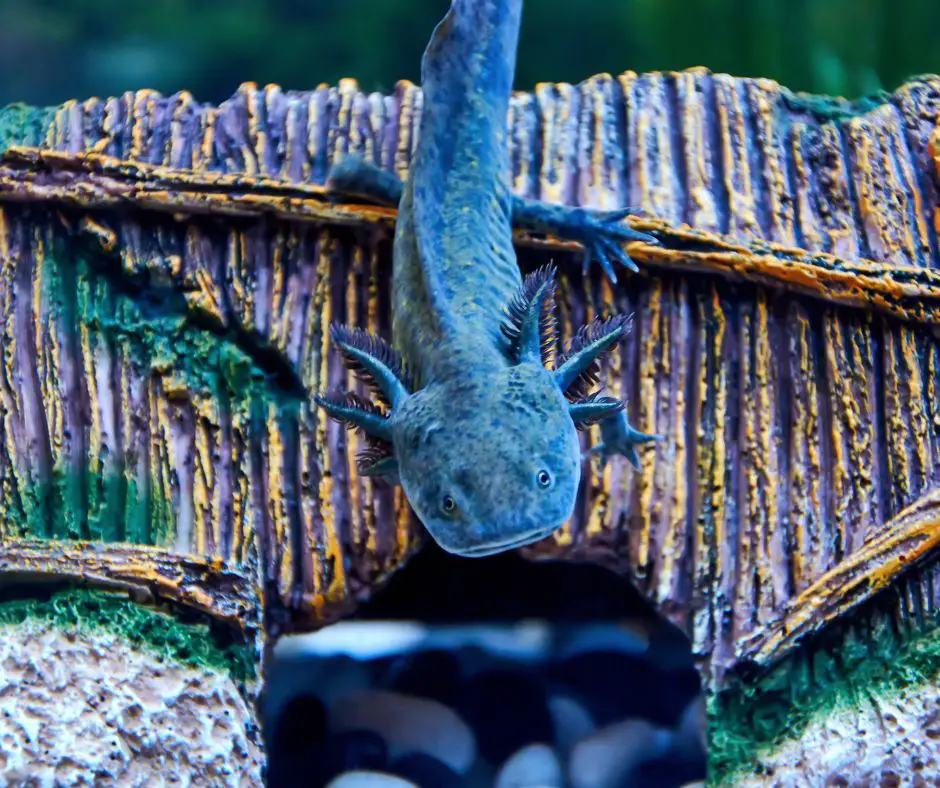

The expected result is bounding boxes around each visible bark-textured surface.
[2,69,940,786]
[2,71,940,673]
[0,612,264,786]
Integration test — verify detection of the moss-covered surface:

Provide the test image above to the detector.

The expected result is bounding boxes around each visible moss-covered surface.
[708,614,940,785]
[0,103,55,153]
[781,87,891,122]
[0,587,256,683]
[72,228,306,415]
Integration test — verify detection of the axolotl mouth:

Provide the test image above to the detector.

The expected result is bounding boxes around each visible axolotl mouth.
[450,528,559,558]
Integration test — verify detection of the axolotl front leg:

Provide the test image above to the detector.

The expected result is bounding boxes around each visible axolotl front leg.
[325,156,661,469]
[591,409,661,470]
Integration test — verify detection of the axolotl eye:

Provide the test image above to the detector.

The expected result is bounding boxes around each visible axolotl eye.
[441,495,457,515]
[536,469,552,489]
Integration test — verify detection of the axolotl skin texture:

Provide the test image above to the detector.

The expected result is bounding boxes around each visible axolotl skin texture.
[316,0,661,557]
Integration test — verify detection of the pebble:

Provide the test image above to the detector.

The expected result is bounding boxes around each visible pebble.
[464,758,498,787]
[330,689,476,774]
[325,772,418,788]
[266,654,371,716]
[263,694,330,787]
[632,756,701,788]
[555,622,649,659]
[386,649,462,707]
[267,625,707,788]
[549,651,661,726]
[269,693,328,753]
[279,729,390,787]
[547,694,595,756]
[325,730,389,774]
[652,666,703,726]
[318,656,374,706]
[568,718,673,788]
[457,669,554,764]
[389,753,467,788]
[494,743,563,788]
[456,644,504,679]
[672,696,707,759]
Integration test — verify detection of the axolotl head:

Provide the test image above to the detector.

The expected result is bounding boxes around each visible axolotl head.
[316,265,635,558]
[392,363,581,556]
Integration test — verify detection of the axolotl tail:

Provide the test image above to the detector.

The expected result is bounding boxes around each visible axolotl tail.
[318,0,660,559]
[403,0,525,361]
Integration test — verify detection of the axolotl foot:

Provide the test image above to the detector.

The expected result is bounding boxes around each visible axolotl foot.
[322,156,663,284]
[512,200,663,283]
[587,408,661,470]
[576,207,662,282]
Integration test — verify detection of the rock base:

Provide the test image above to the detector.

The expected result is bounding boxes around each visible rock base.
[729,679,940,786]
[0,616,264,787]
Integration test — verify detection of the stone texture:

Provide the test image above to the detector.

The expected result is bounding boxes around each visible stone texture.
[329,689,476,774]
[0,619,264,787]
[568,718,672,788]
[547,694,595,756]
[730,679,940,786]
[494,743,563,788]
[326,774,417,788]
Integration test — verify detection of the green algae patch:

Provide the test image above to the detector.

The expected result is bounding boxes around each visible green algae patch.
[708,618,940,785]
[0,587,255,683]
[0,103,56,153]
[0,222,304,544]
[781,88,890,122]
[71,234,307,418]
[0,462,175,547]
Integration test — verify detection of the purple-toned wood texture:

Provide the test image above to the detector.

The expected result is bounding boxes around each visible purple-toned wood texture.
[1,70,940,681]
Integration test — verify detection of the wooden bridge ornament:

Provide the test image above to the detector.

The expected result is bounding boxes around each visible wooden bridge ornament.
[1,69,939,784]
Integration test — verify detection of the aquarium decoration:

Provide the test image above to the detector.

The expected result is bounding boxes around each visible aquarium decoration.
[1,0,939,783]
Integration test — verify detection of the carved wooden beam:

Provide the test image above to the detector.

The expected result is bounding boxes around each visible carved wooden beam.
[2,71,940,682]
[0,540,260,633]
[738,487,940,667]
[7,146,940,329]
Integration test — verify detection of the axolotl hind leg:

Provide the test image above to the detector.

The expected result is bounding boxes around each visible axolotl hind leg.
[511,198,662,284]
[326,156,661,281]
[326,156,404,206]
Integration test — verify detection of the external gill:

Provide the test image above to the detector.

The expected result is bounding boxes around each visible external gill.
[501,263,559,366]
[314,324,412,480]
[553,313,634,400]
[504,266,661,468]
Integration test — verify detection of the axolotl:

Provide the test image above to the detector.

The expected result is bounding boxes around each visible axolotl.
[317,0,660,557]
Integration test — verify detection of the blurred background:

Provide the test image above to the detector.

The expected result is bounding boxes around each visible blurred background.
[1,0,939,109]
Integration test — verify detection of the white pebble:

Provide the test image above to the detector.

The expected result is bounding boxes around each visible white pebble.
[326,772,418,788]
[495,743,563,788]
[547,695,595,755]
[330,689,476,773]
[556,622,649,658]
[568,718,672,788]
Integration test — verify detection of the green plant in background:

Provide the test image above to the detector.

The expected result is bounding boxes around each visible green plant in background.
[0,0,937,107]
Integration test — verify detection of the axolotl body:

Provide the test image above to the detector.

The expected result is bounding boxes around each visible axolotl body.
[317,0,660,557]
